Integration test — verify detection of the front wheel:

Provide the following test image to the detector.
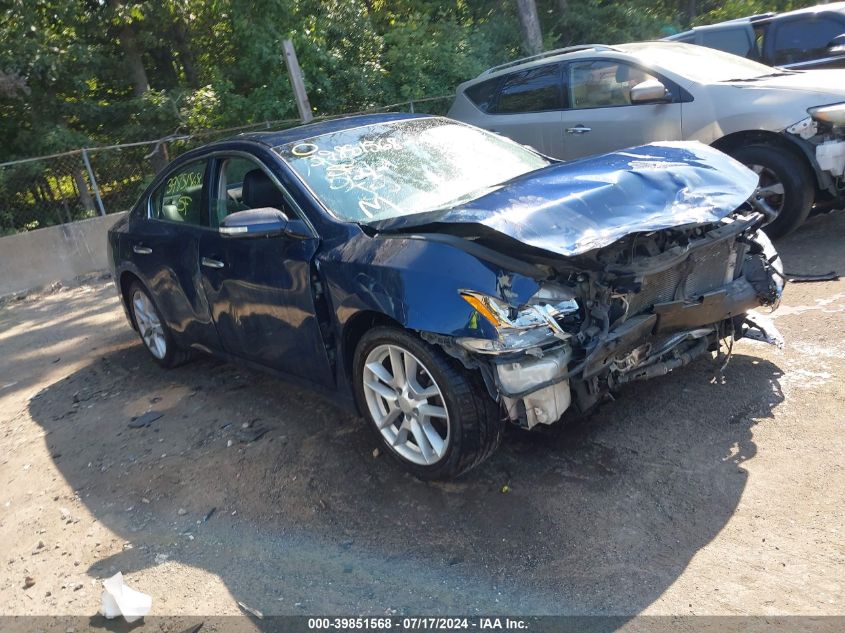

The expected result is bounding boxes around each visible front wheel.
[730,144,814,238]
[353,326,503,480]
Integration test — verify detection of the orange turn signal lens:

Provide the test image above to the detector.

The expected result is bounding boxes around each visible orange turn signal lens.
[459,292,504,328]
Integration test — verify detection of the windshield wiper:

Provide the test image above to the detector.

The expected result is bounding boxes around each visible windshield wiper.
[722,71,796,82]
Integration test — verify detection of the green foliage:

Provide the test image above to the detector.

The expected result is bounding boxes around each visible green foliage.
[543,0,672,46]
[0,0,830,234]
[0,0,829,160]
[0,0,824,160]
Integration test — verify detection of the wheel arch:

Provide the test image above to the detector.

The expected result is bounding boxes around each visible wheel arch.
[341,310,405,386]
[711,130,824,193]
[119,270,145,331]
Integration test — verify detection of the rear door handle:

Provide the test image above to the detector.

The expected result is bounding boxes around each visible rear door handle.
[565,126,592,135]
[133,245,152,255]
[201,257,225,269]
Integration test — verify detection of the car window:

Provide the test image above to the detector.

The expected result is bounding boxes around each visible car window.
[568,60,659,109]
[492,64,562,114]
[772,17,845,65]
[151,160,207,225]
[700,27,756,58]
[464,77,501,113]
[275,118,549,223]
[211,157,294,228]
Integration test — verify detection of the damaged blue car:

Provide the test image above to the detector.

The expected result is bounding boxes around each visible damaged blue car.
[107,113,783,479]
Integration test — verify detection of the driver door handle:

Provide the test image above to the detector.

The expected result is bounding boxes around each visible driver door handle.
[133,245,152,255]
[201,257,225,269]
[565,126,592,135]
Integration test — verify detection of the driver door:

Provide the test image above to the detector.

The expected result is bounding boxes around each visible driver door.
[558,59,683,160]
[198,154,333,387]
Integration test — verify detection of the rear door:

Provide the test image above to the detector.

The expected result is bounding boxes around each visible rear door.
[557,58,683,160]
[127,159,220,351]
[198,154,334,387]
[474,63,565,157]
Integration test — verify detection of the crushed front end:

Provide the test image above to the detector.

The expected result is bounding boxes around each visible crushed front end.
[452,210,783,429]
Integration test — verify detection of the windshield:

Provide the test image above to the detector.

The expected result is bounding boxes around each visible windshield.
[623,42,784,83]
[275,118,550,222]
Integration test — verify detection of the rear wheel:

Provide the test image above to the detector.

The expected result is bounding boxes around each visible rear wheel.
[730,144,814,238]
[128,282,192,368]
[353,326,502,480]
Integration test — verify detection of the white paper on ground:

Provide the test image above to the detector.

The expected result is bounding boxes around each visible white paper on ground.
[99,572,152,622]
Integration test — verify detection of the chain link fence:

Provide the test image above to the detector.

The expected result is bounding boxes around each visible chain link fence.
[0,95,452,236]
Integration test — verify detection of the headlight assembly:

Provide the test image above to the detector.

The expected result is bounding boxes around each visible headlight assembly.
[808,102,845,127]
[457,287,579,354]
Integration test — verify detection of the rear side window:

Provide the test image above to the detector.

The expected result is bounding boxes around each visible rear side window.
[700,27,756,58]
[464,78,501,113]
[150,161,207,225]
[771,17,845,65]
[492,64,563,114]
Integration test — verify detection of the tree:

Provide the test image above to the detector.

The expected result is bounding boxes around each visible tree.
[515,0,544,55]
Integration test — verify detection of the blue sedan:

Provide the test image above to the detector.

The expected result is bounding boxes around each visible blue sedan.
[108,113,783,479]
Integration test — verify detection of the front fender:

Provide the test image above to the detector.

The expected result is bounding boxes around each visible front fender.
[321,235,541,340]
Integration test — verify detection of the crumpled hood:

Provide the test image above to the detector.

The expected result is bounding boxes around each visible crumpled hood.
[372,141,759,257]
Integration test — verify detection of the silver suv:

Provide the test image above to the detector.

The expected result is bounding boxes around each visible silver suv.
[448,41,845,237]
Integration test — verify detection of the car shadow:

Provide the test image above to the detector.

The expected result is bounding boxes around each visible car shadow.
[774,209,845,276]
[27,335,785,617]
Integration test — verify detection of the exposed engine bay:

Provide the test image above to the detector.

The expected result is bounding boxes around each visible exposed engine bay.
[427,207,783,430]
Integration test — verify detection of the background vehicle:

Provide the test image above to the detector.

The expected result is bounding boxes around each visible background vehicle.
[448,41,845,237]
[108,114,782,479]
[666,3,845,70]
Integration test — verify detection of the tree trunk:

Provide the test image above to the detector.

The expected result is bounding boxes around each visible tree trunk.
[71,165,96,215]
[108,0,150,96]
[172,19,199,88]
[149,142,170,175]
[684,0,697,25]
[119,22,150,96]
[515,0,543,55]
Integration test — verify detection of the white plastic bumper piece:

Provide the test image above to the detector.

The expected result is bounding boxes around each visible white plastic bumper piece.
[816,140,845,177]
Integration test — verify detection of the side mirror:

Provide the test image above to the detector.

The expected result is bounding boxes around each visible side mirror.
[220,207,310,239]
[828,33,845,54]
[630,79,670,104]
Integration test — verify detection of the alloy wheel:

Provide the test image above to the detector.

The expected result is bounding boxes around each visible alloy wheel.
[749,163,786,220]
[362,344,450,466]
[132,290,167,359]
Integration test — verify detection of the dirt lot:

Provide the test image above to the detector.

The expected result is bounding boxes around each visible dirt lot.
[1,211,844,621]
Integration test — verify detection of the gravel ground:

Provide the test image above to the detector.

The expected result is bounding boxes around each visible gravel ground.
[1,211,844,621]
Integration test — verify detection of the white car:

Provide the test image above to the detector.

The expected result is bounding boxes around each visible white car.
[449,41,845,237]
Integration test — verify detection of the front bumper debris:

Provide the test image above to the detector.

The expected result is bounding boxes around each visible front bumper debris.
[495,345,573,429]
[471,220,784,430]
[816,139,845,178]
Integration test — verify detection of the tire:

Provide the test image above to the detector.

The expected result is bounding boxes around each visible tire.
[128,281,192,368]
[353,326,503,480]
[730,144,814,239]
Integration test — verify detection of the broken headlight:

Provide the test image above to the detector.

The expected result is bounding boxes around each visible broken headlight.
[808,102,845,128]
[456,286,579,354]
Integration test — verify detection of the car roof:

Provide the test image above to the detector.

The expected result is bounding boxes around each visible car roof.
[665,16,756,36]
[462,41,699,87]
[232,112,427,148]
[668,1,845,35]
[773,1,845,19]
